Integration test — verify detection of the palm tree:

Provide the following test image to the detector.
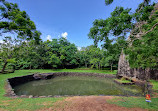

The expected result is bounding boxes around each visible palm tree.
[105,0,151,5]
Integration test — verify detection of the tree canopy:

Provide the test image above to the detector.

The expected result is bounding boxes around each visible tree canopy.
[0,0,41,73]
[0,0,41,42]
[0,0,157,73]
[89,1,158,69]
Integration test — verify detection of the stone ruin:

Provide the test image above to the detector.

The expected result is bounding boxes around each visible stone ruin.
[117,50,158,81]
[117,3,158,81]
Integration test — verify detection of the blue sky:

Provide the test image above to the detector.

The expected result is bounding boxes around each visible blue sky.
[2,0,156,48]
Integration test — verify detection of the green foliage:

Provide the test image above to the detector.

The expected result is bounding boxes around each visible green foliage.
[89,1,157,70]
[0,37,18,72]
[14,37,79,69]
[0,0,41,72]
[88,6,132,47]
[0,0,41,42]
[105,0,151,6]
[48,54,61,68]
[150,80,158,91]
[15,40,46,69]
[134,3,155,22]
[115,79,132,83]
[105,0,113,5]
[126,6,158,69]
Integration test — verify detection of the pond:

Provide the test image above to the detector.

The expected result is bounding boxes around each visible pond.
[13,76,144,96]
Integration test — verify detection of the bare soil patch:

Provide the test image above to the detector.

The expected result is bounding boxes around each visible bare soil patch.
[37,96,147,111]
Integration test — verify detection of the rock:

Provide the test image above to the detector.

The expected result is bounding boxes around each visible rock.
[29,95,33,98]
[117,50,158,80]
[39,96,46,98]
[48,95,53,97]
[21,95,27,98]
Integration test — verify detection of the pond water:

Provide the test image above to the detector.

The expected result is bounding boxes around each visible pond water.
[13,76,144,96]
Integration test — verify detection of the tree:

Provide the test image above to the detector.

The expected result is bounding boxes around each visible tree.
[76,47,90,68]
[89,1,157,70]
[105,0,151,5]
[41,37,78,69]
[102,37,127,71]
[0,0,41,42]
[126,5,158,69]
[16,40,47,69]
[58,38,78,68]
[88,46,104,70]
[88,6,132,46]
[105,0,113,5]
[48,54,61,68]
[0,37,17,73]
[88,6,132,70]
[0,0,41,73]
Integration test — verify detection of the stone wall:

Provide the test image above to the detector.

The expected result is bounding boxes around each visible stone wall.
[117,50,158,80]
[6,72,115,98]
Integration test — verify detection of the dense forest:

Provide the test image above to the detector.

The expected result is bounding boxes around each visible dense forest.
[0,36,124,71]
[0,0,157,73]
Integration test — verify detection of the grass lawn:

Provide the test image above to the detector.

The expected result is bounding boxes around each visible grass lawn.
[107,96,158,110]
[115,79,133,83]
[0,69,158,111]
[107,79,158,110]
[150,80,158,92]
[0,69,116,111]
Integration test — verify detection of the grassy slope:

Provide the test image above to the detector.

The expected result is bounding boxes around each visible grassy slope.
[107,80,158,110]
[107,97,158,110]
[0,69,116,111]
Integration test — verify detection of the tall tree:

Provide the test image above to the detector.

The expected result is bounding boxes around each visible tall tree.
[0,37,17,73]
[88,6,132,46]
[89,1,157,70]
[126,3,158,69]
[0,0,41,42]
[0,0,41,73]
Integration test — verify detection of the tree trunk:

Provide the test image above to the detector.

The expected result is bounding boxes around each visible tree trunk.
[145,68,150,81]
[99,63,101,70]
[145,68,150,95]
[110,63,113,72]
[1,62,8,73]
[29,64,31,70]
[85,62,87,68]
[11,65,15,73]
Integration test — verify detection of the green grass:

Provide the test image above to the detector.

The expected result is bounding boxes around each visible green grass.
[0,69,116,111]
[107,79,158,110]
[21,68,117,74]
[107,97,158,111]
[1,69,158,111]
[150,80,158,91]
[115,79,133,83]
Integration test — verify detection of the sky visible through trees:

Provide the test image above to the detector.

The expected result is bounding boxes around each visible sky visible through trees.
[0,0,158,73]
[1,0,155,48]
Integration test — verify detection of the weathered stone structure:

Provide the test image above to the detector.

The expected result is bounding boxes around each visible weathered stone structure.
[117,50,158,81]
[6,72,115,98]
[117,3,158,81]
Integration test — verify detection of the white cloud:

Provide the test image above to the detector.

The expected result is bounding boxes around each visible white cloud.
[61,32,68,39]
[46,35,52,41]
[0,40,4,44]
[77,47,81,51]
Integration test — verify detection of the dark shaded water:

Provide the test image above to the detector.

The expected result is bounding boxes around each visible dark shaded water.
[13,76,144,96]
